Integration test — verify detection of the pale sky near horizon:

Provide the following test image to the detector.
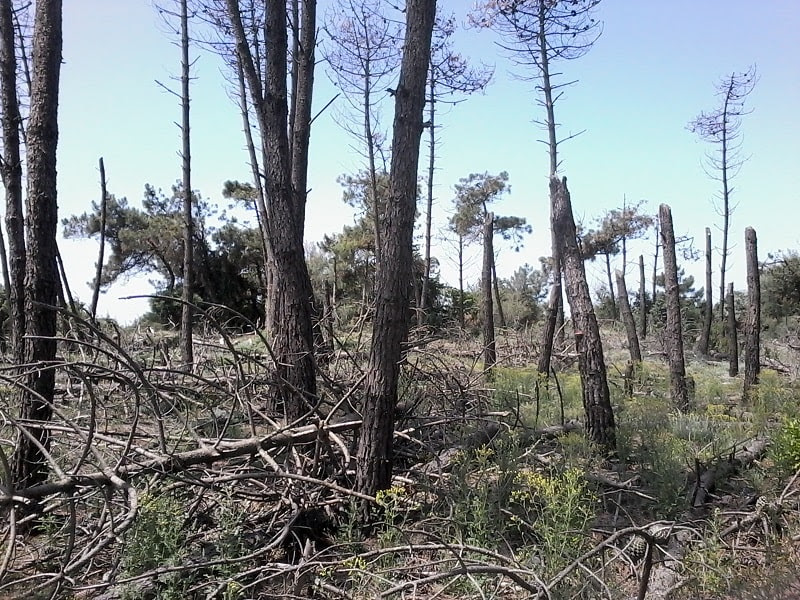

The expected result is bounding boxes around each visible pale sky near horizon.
[50,0,800,324]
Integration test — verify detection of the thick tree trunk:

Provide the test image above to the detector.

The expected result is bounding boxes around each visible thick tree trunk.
[179,0,194,371]
[11,0,62,493]
[356,0,434,498]
[697,227,712,355]
[659,204,689,412]
[743,227,760,397]
[638,254,647,339]
[0,0,25,363]
[552,177,616,451]
[482,212,496,379]
[727,282,738,377]
[226,0,317,421]
[616,269,641,364]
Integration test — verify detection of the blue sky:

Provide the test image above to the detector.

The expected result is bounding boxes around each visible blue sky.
[54,1,800,323]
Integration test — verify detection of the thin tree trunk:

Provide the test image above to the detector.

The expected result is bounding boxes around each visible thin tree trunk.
[727,281,738,377]
[179,0,194,371]
[235,55,272,332]
[482,212,496,379]
[537,268,560,375]
[638,254,647,339]
[419,75,436,326]
[537,0,562,375]
[552,177,616,451]
[697,226,713,355]
[11,0,62,494]
[743,227,760,397]
[457,234,465,329]
[616,269,641,364]
[651,223,659,307]
[605,253,617,319]
[659,204,689,412]
[356,0,434,499]
[491,255,505,328]
[0,0,25,363]
[0,221,9,299]
[719,93,731,323]
[90,157,109,320]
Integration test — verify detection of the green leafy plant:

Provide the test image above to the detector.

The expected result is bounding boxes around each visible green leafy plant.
[770,418,800,476]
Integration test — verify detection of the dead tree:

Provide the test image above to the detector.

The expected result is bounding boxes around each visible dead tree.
[638,254,647,339]
[179,0,194,371]
[688,66,757,322]
[727,282,738,376]
[356,0,435,499]
[482,211,496,379]
[743,227,760,396]
[472,0,601,377]
[552,177,615,451]
[616,269,641,364]
[659,204,689,412]
[418,15,491,325]
[696,226,713,355]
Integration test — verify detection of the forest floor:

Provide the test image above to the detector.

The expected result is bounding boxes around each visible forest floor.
[1,317,800,599]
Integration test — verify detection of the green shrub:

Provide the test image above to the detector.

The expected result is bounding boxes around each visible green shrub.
[770,418,800,476]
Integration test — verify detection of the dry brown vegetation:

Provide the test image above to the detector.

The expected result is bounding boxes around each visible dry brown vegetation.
[1,313,799,599]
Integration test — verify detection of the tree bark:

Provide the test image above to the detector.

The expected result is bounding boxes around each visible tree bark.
[419,76,436,326]
[0,0,25,363]
[179,0,194,371]
[616,269,641,364]
[552,177,615,451]
[727,282,738,377]
[659,204,689,412]
[605,253,617,319]
[638,254,647,339]
[697,226,712,355]
[356,0,434,498]
[482,212,496,379]
[226,0,317,420]
[537,268,560,375]
[457,234,465,329]
[743,227,760,396]
[11,0,62,493]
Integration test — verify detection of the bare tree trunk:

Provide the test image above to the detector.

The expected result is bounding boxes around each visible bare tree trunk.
[605,253,617,319]
[537,268,560,375]
[482,212,496,379]
[552,177,615,451]
[659,204,689,412]
[356,0,434,498]
[0,0,25,363]
[419,76,435,326]
[11,0,62,494]
[727,281,738,377]
[651,223,659,308]
[0,221,9,299]
[457,233,465,329]
[89,157,109,320]
[638,254,647,339]
[697,227,713,355]
[616,269,641,364]
[743,227,760,397]
[235,55,273,333]
[179,0,194,371]
[491,256,505,328]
